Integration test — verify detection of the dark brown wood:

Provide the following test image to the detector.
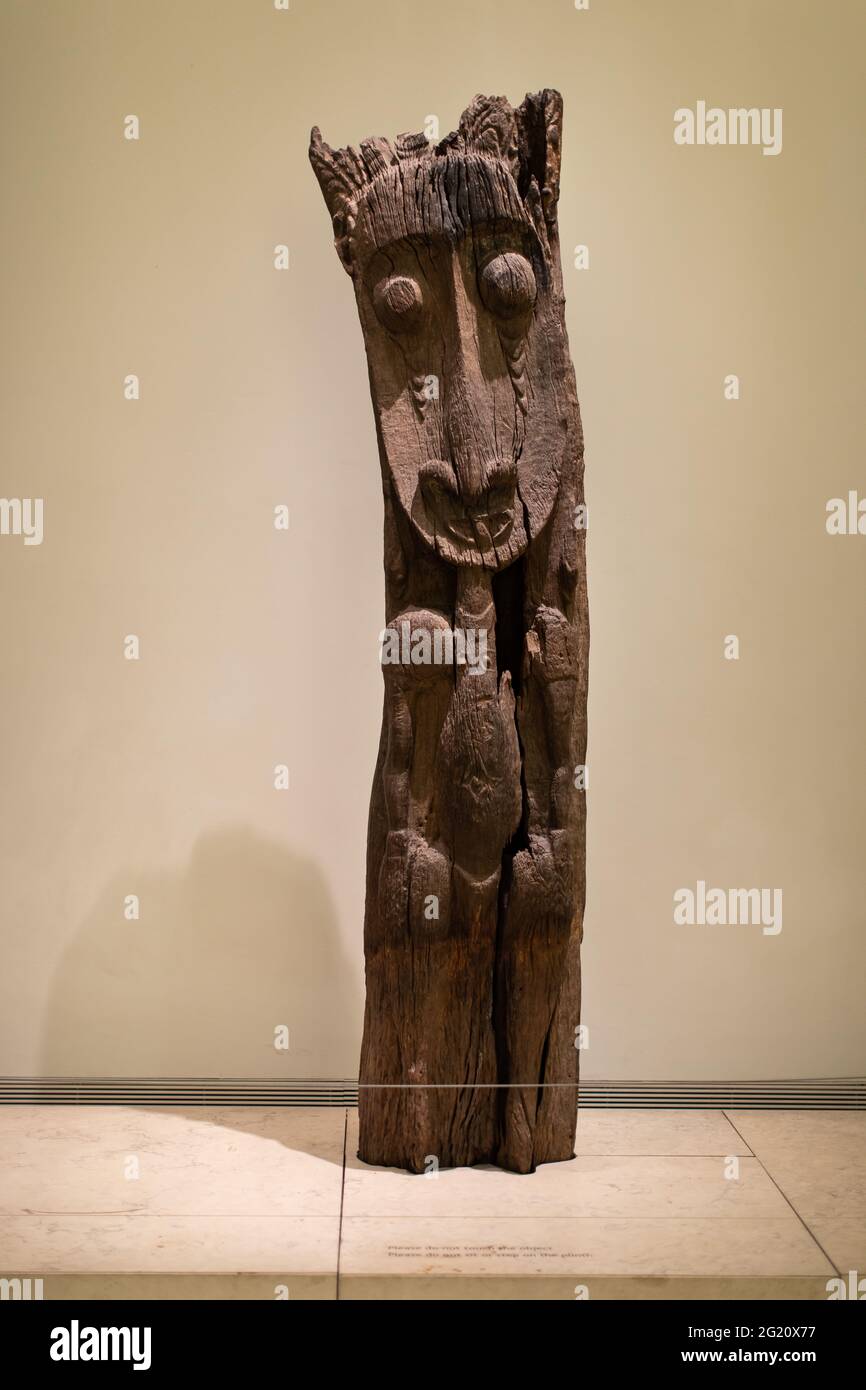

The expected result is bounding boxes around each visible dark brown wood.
[310,90,588,1173]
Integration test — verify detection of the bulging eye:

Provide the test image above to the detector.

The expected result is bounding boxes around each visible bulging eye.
[372,274,424,333]
[480,252,536,320]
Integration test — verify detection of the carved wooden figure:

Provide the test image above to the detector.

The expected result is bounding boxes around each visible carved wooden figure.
[310,90,588,1173]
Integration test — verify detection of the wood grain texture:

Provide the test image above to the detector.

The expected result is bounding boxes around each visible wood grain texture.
[310,91,588,1173]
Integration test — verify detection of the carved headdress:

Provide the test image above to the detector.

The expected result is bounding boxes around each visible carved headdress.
[310,90,563,273]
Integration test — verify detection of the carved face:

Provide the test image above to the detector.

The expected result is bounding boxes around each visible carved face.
[310,92,571,572]
[348,153,568,570]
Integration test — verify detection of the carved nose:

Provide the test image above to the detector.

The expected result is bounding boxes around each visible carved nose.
[433,254,518,516]
[442,371,494,504]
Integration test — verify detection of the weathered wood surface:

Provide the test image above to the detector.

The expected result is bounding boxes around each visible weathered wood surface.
[310,90,588,1173]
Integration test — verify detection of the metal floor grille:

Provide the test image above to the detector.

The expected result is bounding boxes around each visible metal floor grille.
[0,1077,863,1108]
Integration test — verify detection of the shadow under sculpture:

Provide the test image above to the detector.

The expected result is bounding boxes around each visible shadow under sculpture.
[309,89,588,1174]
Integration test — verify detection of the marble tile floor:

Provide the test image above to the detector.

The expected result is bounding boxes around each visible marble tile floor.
[0,1105,862,1300]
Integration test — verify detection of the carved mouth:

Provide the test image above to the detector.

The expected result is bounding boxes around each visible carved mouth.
[444,511,514,548]
[420,459,517,552]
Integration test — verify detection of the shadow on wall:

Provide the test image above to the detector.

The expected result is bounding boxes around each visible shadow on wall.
[39,826,362,1079]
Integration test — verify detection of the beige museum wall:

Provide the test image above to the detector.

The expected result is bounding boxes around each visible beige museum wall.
[0,0,863,1080]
